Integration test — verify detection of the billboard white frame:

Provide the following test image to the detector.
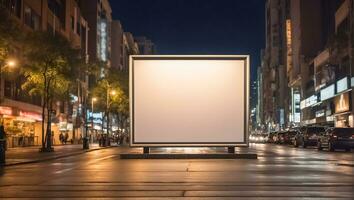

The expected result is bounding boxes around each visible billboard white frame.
[129,55,250,147]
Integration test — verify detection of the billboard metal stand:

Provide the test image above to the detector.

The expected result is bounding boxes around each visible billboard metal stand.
[227,147,235,154]
[143,147,150,154]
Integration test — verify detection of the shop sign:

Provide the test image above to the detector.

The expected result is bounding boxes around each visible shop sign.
[70,94,78,103]
[292,90,301,123]
[67,123,73,131]
[336,77,348,93]
[351,77,354,87]
[301,95,318,109]
[320,84,335,101]
[19,111,42,121]
[326,115,334,122]
[315,110,325,118]
[279,109,284,126]
[306,95,318,107]
[300,100,306,109]
[93,124,102,130]
[334,92,350,113]
[304,118,316,125]
[0,106,13,115]
[59,122,68,131]
[88,112,103,124]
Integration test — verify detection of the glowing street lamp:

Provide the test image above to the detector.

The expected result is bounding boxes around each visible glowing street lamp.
[1,58,17,101]
[6,60,16,68]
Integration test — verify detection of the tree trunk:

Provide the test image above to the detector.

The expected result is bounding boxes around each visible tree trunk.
[41,97,46,149]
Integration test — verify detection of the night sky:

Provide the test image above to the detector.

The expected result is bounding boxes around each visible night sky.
[110,0,265,82]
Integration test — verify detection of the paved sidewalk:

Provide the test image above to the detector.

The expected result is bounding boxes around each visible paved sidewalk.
[2,144,114,166]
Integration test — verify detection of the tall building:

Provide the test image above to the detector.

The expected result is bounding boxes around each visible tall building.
[260,0,353,130]
[111,21,140,71]
[256,64,264,129]
[262,0,290,131]
[135,36,156,55]
[80,0,112,77]
[290,0,347,127]
[111,20,124,70]
[0,0,89,147]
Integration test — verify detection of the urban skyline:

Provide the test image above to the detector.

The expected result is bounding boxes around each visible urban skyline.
[0,0,353,199]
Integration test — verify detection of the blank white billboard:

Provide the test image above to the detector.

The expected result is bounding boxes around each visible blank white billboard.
[130,55,249,147]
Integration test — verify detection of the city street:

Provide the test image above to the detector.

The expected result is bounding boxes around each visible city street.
[0,144,353,199]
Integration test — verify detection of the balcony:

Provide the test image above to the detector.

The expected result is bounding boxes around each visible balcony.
[314,49,329,69]
[335,0,350,32]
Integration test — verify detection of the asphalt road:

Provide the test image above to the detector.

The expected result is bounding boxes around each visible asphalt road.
[0,144,353,199]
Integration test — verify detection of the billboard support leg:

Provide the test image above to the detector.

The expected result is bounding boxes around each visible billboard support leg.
[143,147,150,154]
[227,147,235,154]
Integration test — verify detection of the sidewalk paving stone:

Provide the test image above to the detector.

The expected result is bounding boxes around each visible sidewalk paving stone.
[2,144,115,166]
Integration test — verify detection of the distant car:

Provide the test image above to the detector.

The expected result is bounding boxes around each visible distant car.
[249,133,267,143]
[282,130,298,144]
[317,128,354,152]
[267,131,278,143]
[293,126,326,148]
[275,131,286,144]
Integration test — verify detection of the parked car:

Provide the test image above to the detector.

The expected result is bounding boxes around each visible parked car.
[275,131,286,144]
[282,130,298,144]
[293,126,326,148]
[267,131,278,143]
[317,127,354,152]
[249,133,268,143]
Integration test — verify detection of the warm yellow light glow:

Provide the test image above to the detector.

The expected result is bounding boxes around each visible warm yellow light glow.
[92,97,97,102]
[110,90,116,95]
[7,60,16,67]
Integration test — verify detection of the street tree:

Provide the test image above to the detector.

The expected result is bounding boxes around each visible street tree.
[91,68,129,142]
[0,5,23,64]
[22,31,81,151]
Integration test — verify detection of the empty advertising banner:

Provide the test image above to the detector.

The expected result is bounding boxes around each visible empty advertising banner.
[130,55,249,147]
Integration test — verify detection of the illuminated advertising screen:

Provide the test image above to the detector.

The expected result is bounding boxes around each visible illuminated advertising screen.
[130,55,249,147]
[334,92,350,114]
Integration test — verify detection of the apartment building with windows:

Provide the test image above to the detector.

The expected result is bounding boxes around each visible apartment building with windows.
[0,0,89,147]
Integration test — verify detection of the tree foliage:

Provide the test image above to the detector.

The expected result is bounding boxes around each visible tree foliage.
[91,68,129,133]
[21,31,82,149]
[0,6,24,65]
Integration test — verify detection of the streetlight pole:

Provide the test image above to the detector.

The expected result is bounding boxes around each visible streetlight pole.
[91,97,96,143]
[83,95,89,150]
[105,88,115,146]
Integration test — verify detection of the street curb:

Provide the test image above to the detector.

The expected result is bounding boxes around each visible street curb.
[1,146,114,167]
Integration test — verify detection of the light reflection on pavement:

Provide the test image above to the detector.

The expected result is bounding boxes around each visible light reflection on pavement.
[0,144,353,199]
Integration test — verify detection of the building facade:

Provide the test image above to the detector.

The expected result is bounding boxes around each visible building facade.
[0,0,89,147]
[260,0,354,130]
[261,0,290,131]
[135,36,156,55]
[80,0,112,80]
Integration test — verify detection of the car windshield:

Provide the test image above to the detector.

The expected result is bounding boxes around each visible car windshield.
[333,128,354,137]
[307,127,325,133]
[288,131,297,136]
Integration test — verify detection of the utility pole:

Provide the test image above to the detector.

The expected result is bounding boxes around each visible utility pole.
[83,92,89,149]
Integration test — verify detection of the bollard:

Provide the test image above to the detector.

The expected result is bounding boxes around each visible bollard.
[83,137,89,149]
[0,139,5,165]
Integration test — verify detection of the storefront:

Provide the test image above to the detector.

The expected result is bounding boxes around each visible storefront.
[0,106,42,148]
[334,92,353,127]
[0,104,76,147]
